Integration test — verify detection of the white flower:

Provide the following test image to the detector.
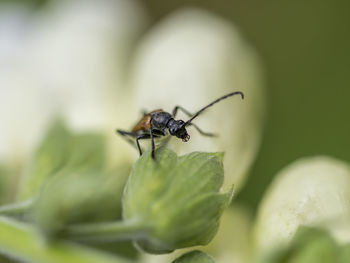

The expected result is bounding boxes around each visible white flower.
[254,156,350,257]
[0,0,147,165]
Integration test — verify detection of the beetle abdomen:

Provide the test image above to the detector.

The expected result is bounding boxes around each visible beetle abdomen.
[132,115,151,132]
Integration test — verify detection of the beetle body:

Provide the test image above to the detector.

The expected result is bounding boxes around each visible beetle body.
[132,110,190,142]
[117,91,244,159]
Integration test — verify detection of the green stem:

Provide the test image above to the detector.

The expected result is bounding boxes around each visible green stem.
[0,216,131,263]
[0,199,34,215]
[63,218,151,242]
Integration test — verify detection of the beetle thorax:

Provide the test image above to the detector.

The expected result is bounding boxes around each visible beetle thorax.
[150,112,173,130]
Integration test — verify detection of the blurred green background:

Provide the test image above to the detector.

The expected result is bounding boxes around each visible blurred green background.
[4,0,350,212]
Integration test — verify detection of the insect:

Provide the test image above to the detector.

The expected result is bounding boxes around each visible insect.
[116,91,244,159]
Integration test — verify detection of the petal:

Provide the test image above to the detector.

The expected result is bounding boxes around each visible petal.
[0,4,45,164]
[254,156,350,257]
[130,8,265,190]
[27,0,148,130]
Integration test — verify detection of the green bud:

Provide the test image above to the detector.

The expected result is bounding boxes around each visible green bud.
[32,166,130,237]
[64,133,105,172]
[0,166,9,204]
[18,120,70,200]
[172,250,215,263]
[18,120,105,200]
[122,147,233,254]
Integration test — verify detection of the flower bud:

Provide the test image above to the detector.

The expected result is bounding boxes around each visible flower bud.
[18,120,105,201]
[0,166,9,204]
[32,166,130,238]
[122,148,233,254]
[18,120,70,200]
[254,156,350,257]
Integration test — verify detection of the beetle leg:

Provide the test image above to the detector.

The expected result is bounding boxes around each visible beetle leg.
[149,124,156,159]
[136,134,149,156]
[172,105,193,118]
[141,108,148,116]
[187,123,218,137]
[135,132,160,157]
[116,129,139,150]
[117,128,162,158]
[172,106,217,137]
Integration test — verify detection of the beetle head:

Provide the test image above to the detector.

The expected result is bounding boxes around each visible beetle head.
[169,120,190,142]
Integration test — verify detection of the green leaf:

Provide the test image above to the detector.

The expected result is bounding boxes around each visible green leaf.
[0,199,34,216]
[0,216,131,263]
[339,243,350,263]
[172,250,215,263]
[287,229,337,263]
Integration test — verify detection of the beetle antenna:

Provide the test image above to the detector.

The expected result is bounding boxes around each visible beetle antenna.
[184,91,244,126]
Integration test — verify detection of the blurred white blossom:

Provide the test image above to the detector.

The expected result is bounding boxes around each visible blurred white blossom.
[254,156,350,257]
[0,0,147,165]
[129,9,265,190]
